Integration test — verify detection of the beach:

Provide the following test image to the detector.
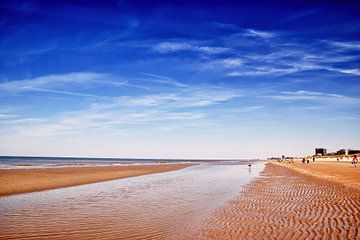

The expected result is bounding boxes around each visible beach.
[189,162,360,239]
[0,162,264,240]
[1,161,360,239]
[0,163,195,196]
[273,160,360,190]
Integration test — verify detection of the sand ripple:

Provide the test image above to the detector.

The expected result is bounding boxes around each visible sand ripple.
[189,163,360,240]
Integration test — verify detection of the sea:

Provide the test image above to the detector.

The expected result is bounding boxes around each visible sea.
[0,156,259,168]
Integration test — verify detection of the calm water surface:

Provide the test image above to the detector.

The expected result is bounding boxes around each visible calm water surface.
[0,162,264,240]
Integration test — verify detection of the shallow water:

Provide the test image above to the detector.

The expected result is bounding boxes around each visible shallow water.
[0,162,264,240]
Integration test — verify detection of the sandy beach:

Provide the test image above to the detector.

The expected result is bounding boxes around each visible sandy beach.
[0,163,263,240]
[189,162,360,239]
[0,163,194,196]
[1,161,360,239]
[274,160,360,190]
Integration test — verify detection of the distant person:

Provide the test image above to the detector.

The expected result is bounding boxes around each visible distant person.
[248,164,252,170]
[352,155,358,168]
[307,159,309,164]
[302,158,305,164]
[312,157,315,162]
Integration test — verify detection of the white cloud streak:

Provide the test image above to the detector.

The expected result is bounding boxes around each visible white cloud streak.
[0,77,245,138]
[269,90,360,105]
[243,29,274,38]
[0,72,127,94]
[327,41,360,51]
[224,48,359,77]
[116,87,242,108]
[153,42,230,54]
[140,73,189,88]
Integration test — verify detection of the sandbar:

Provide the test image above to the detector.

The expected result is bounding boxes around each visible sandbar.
[0,163,195,196]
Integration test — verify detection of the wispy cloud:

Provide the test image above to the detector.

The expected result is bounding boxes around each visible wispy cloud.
[0,113,17,120]
[22,87,107,98]
[0,72,126,93]
[222,43,360,77]
[243,29,274,38]
[0,72,145,99]
[269,90,360,105]
[219,58,243,68]
[327,40,360,51]
[153,42,230,54]
[227,67,298,77]
[0,75,246,138]
[325,67,360,76]
[117,86,242,108]
[140,73,189,88]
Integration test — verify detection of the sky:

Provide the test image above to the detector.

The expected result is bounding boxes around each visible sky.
[0,0,359,159]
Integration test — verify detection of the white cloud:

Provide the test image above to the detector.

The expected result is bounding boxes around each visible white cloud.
[153,42,192,53]
[0,72,127,93]
[0,104,206,138]
[115,86,242,108]
[221,58,243,68]
[269,90,360,104]
[140,73,189,88]
[0,82,245,138]
[153,42,230,54]
[227,67,298,76]
[118,94,178,107]
[163,112,205,120]
[225,50,359,77]
[243,29,274,38]
[23,87,107,98]
[196,46,230,54]
[328,41,360,51]
[325,67,360,76]
[0,113,17,119]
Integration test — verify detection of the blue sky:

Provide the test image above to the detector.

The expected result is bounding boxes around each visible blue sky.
[0,0,359,159]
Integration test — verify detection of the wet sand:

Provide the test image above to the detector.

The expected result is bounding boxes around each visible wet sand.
[190,162,360,239]
[0,163,264,240]
[0,163,194,196]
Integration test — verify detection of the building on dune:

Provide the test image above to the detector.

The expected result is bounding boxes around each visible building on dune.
[315,148,327,156]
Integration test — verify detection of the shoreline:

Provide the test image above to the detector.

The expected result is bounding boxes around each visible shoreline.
[189,162,360,239]
[0,163,196,196]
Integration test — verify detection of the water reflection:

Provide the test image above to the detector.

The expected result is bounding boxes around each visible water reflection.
[0,162,264,240]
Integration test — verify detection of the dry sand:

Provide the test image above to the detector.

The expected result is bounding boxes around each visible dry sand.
[0,163,194,196]
[189,162,360,239]
[274,160,360,190]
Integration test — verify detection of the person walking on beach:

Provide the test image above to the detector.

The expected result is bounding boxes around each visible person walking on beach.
[352,155,358,168]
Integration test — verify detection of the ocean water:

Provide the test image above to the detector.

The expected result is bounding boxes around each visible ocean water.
[0,156,256,168]
[0,161,265,240]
